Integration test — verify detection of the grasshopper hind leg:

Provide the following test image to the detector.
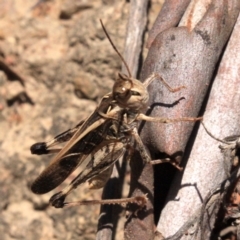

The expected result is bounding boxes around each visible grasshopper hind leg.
[49,191,66,208]
[49,166,115,208]
[131,127,183,170]
[50,191,148,209]
[30,142,49,155]
[30,121,84,155]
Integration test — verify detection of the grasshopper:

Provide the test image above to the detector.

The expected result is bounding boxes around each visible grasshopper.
[30,20,202,209]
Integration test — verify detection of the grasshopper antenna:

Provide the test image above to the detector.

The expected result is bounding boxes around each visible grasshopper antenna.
[100,19,132,78]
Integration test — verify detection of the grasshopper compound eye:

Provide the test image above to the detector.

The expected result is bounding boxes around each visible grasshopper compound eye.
[113,73,132,102]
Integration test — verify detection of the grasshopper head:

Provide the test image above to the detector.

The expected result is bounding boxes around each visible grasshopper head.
[113,73,149,111]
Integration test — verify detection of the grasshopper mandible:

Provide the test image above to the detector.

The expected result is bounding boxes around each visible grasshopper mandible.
[30,20,202,209]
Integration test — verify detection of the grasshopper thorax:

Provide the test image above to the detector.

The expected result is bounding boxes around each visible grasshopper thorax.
[113,73,149,112]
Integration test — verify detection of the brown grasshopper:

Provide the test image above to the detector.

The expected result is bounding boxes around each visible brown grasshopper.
[30,20,202,209]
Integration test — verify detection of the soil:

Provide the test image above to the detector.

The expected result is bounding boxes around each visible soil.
[0,0,162,239]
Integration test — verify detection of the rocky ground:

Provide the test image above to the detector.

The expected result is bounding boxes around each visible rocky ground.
[0,0,162,239]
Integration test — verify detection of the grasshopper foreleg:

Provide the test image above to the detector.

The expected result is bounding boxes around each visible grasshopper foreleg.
[143,72,186,92]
